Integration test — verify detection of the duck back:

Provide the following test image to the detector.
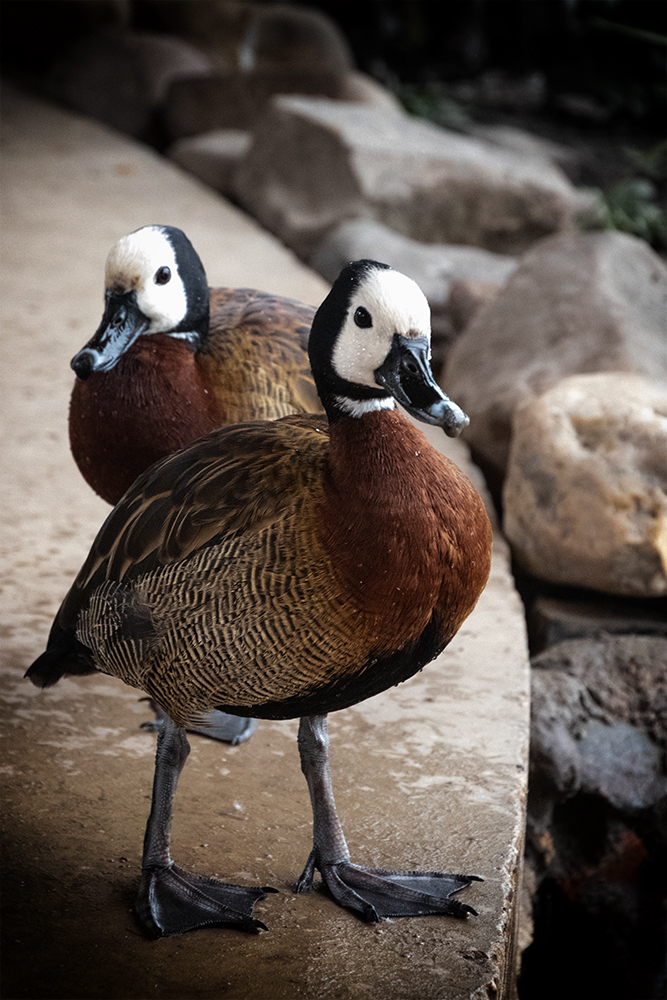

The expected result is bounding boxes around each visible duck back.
[198,288,320,423]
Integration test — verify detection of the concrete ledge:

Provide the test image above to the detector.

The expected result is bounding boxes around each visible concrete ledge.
[0,87,530,1000]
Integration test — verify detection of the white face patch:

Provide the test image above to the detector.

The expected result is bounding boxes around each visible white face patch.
[331,268,432,389]
[104,227,188,334]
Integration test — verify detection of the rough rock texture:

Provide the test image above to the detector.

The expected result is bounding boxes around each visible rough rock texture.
[162,69,391,139]
[233,95,583,259]
[523,635,667,1000]
[503,372,667,597]
[527,594,667,656]
[530,634,667,818]
[446,231,667,487]
[311,218,515,369]
[446,279,504,334]
[168,129,252,193]
[50,27,214,139]
[311,218,516,302]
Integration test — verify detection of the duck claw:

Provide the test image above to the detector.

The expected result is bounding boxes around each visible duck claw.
[299,858,481,921]
[136,863,277,939]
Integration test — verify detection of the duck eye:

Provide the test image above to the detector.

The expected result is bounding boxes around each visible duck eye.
[154,266,171,285]
[354,306,372,328]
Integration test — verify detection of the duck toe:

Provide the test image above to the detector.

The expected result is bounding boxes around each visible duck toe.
[299,859,481,922]
[136,864,276,938]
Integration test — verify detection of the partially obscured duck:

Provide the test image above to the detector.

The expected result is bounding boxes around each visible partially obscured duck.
[27,260,493,939]
[69,224,322,506]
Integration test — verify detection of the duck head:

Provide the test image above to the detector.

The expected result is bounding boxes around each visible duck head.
[309,260,469,437]
[71,226,210,380]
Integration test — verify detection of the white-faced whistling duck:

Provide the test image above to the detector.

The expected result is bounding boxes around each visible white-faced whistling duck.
[69,225,324,745]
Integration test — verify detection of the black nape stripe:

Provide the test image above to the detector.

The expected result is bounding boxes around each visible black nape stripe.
[159,225,209,339]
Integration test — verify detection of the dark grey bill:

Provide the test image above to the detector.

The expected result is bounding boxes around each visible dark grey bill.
[374,334,469,437]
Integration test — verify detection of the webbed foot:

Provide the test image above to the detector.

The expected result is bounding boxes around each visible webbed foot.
[141,700,258,745]
[136,864,277,939]
[297,851,481,921]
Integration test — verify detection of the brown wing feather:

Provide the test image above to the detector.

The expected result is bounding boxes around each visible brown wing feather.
[200,289,322,421]
[55,414,387,722]
[61,415,328,603]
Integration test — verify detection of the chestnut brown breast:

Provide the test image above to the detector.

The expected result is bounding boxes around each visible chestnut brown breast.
[69,288,321,505]
[69,334,221,504]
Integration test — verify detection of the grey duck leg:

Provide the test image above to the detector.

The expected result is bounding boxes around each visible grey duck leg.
[295,714,481,921]
[141,699,258,745]
[136,714,275,938]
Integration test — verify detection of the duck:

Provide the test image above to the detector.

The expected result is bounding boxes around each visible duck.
[69,224,322,507]
[27,260,493,939]
[69,225,322,746]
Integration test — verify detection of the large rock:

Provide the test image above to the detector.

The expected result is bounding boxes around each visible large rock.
[233,95,583,259]
[311,217,517,300]
[162,69,398,140]
[165,71,404,190]
[527,632,667,1000]
[167,129,252,194]
[446,231,667,486]
[50,28,214,139]
[530,634,667,817]
[503,373,667,597]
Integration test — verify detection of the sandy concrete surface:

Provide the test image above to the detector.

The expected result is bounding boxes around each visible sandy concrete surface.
[1,85,530,1000]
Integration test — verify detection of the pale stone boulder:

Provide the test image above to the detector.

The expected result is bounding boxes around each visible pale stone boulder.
[503,373,667,597]
[233,95,583,259]
[446,231,667,484]
[168,129,252,193]
[311,218,517,306]
[163,68,376,139]
[166,77,402,191]
[448,279,503,333]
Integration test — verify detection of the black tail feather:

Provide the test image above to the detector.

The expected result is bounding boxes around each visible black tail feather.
[25,631,98,689]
